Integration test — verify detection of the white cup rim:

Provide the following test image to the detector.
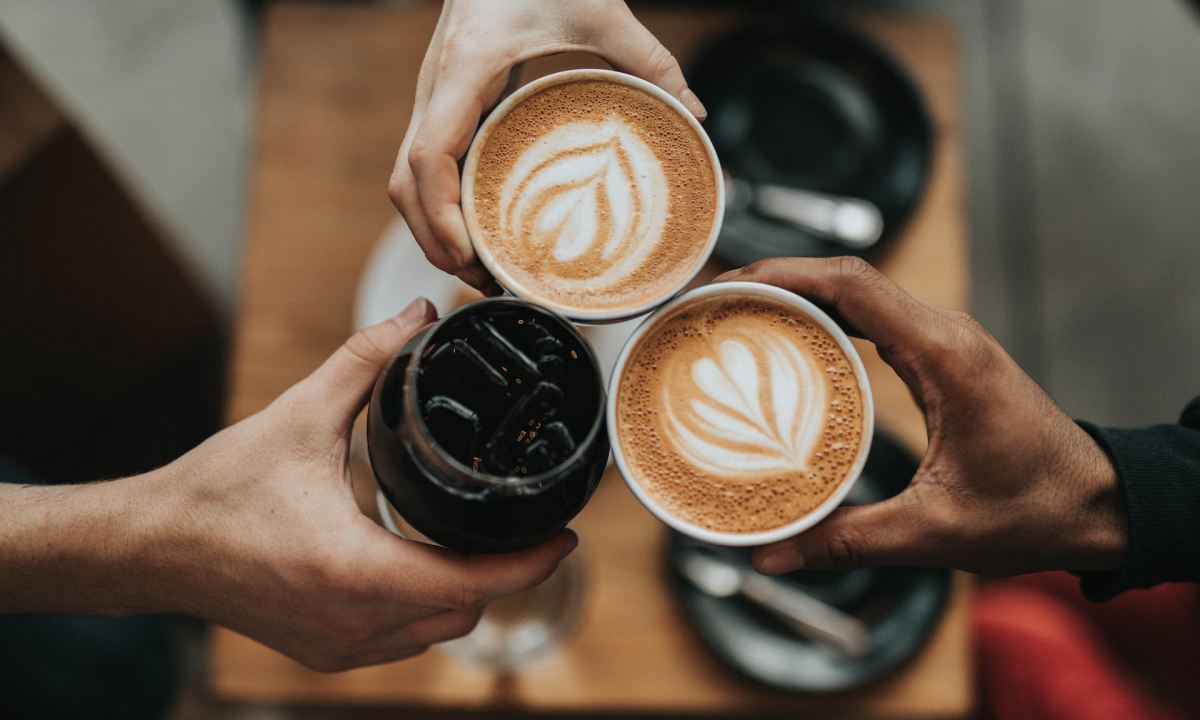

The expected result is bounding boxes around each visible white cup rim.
[606,281,876,547]
[461,68,725,324]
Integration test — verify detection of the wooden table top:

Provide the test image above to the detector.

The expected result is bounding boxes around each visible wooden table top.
[212,2,972,716]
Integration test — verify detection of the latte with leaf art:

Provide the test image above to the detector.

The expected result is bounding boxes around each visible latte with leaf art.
[464,72,720,320]
[616,294,866,534]
[499,120,668,292]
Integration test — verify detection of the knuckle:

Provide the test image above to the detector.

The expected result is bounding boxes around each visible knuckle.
[942,308,989,343]
[943,308,975,327]
[825,532,860,572]
[407,136,439,175]
[644,43,680,81]
[833,255,876,283]
[745,257,776,274]
[342,329,391,370]
[742,257,790,279]
[961,334,996,373]
[438,31,474,65]
[431,252,465,274]
[932,309,1000,378]
[387,172,411,209]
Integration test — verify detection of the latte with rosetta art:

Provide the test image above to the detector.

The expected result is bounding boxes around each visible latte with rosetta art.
[467,78,719,315]
[617,296,865,534]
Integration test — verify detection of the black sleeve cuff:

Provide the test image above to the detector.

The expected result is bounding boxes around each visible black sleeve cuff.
[1075,412,1200,602]
[1181,396,1200,429]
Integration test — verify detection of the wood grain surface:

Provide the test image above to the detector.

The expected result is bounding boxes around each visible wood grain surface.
[213,3,971,716]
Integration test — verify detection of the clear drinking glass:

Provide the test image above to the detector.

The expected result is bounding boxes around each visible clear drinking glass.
[375,493,587,669]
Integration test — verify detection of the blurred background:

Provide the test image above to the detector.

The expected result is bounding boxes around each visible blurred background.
[4,0,1198,430]
[4,0,1195,429]
[2,0,1198,718]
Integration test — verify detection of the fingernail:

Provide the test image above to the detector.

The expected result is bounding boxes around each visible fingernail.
[679,88,707,120]
[714,267,745,283]
[754,547,800,575]
[397,297,433,326]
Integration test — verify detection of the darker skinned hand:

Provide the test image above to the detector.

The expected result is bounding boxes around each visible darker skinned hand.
[715,257,1126,577]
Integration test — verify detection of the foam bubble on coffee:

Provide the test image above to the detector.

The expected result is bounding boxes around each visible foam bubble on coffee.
[469,79,718,314]
[617,296,865,534]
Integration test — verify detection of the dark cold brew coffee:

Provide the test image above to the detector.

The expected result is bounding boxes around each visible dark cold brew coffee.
[368,298,608,553]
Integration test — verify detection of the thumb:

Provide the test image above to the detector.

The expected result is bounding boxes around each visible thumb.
[297,297,438,427]
[716,257,954,397]
[716,257,943,359]
[588,7,706,119]
[751,493,931,573]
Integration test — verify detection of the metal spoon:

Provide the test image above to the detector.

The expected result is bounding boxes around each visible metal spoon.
[679,546,871,658]
[724,171,884,250]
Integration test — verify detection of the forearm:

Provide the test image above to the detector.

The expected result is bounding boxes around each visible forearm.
[0,470,179,615]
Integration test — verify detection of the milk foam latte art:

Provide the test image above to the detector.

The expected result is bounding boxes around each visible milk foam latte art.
[663,322,829,477]
[463,70,722,322]
[501,120,668,292]
[609,283,873,544]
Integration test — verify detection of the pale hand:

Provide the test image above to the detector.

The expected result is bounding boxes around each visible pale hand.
[0,298,577,672]
[388,0,706,291]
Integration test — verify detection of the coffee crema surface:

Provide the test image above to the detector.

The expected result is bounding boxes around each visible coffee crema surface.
[468,78,719,314]
[617,296,865,534]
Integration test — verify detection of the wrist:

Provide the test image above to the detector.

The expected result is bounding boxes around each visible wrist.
[107,460,234,619]
[101,466,195,615]
[1061,424,1127,572]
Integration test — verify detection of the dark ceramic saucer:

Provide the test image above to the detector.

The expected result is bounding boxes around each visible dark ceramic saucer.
[665,429,950,692]
[688,17,933,264]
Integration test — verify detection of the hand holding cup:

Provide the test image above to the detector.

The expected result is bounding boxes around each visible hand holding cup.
[720,258,1126,577]
[388,0,708,291]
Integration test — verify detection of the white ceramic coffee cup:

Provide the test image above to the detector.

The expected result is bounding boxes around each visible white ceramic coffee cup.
[606,281,875,546]
[461,68,725,324]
